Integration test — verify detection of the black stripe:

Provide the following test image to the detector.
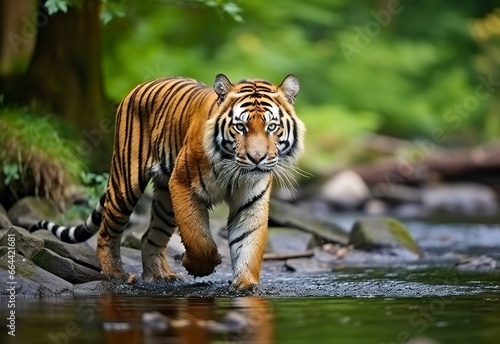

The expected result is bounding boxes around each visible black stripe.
[91,209,102,226]
[151,225,174,236]
[155,197,175,218]
[99,193,106,207]
[184,150,192,185]
[147,238,164,248]
[74,225,94,242]
[59,227,71,242]
[197,164,209,196]
[229,226,259,248]
[51,224,61,236]
[228,180,270,225]
[152,201,176,228]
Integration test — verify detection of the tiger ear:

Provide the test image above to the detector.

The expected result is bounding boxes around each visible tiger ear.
[278,74,300,104]
[214,73,233,101]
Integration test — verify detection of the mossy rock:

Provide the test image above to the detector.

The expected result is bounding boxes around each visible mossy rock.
[0,226,44,260]
[32,248,103,284]
[348,217,422,256]
[0,247,73,296]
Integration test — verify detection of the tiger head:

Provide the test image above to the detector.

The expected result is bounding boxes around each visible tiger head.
[205,74,305,187]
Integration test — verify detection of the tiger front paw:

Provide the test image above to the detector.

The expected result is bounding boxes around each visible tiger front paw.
[229,275,259,294]
[182,251,222,277]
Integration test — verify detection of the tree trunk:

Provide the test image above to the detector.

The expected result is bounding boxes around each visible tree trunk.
[22,0,107,127]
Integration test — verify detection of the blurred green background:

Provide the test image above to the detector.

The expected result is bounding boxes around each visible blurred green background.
[1,0,500,177]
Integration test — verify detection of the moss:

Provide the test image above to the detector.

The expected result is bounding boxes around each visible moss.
[349,217,422,256]
[0,107,85,210]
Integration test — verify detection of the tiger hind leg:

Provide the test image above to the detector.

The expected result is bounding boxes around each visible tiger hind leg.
[141,180,183,282]
[96,160,146,280]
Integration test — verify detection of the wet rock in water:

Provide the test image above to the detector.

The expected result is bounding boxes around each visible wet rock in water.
[32,248,103,284]
[0,226,44,259]
[315,245,420,266]
[269,198,349,244]
[7,196,62,227]
[321,170,370,209]
[142,311,170,334]
[0,247,73,296]
[372,183,422,204]
[422,183,497,214]
[32,230,100,271]
[267,227,317,254]
[0,204,12,229]
[348,217,422,256]
[74,280,115,296]
[455,255,497,272]
[285,257,331,273]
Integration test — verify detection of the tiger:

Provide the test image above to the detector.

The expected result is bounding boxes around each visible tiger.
[30,74,305,291]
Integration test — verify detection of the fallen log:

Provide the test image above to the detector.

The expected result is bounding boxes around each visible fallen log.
[269,198,349,244]
[263,250,314,261]
[349,141,500,189]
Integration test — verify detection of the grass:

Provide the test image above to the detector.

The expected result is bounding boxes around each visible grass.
[0,107,85,209]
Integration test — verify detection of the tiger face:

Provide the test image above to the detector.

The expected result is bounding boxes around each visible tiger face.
[205,74,305,187]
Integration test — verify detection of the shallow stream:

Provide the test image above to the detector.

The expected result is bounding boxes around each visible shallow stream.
[1,221,499,343]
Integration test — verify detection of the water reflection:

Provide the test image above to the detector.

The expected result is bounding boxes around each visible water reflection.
[1,295,499,344]
[99,295,272,344]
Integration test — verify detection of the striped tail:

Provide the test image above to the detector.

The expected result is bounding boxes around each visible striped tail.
[29,194,106,243]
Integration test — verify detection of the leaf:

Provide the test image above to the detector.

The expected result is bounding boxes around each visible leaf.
[44,0,70,15]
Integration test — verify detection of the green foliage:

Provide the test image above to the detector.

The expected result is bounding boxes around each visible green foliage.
[2,163,20,185]
[0,108,84,182]
[0,107,87,208]
[38,0,500,171]
[80,171,108,203]
[45,0,70,15]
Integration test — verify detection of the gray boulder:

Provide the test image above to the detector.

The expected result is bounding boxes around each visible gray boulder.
[285,257,331,273]
[0,247,73,296]
[0,204,12,229]
[0,226,44,260]
[321,170,370,209]
[267,227,317,254]
[32,248,104,284]
[7,196,61,227]
[74,280,115,296]
[422,183,497,214]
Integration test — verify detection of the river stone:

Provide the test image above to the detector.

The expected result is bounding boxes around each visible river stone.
[422,183,497,214]
[0,247,73,296]
[321,170,370,209]
[455,255,497,272]
[285,258,331,273]
[0,207,12,229]
[32,247,104,284]
[0,226,44,260]
[267,227,317,254]
[348,217,422,256]
[74,280,115,296]
[32,230,100,271]
[7,196,61,227]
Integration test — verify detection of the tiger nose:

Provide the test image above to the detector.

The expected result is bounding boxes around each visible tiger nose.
[247,152,265,165]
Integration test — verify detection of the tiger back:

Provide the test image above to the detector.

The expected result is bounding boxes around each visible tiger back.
[30,74,305,291]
